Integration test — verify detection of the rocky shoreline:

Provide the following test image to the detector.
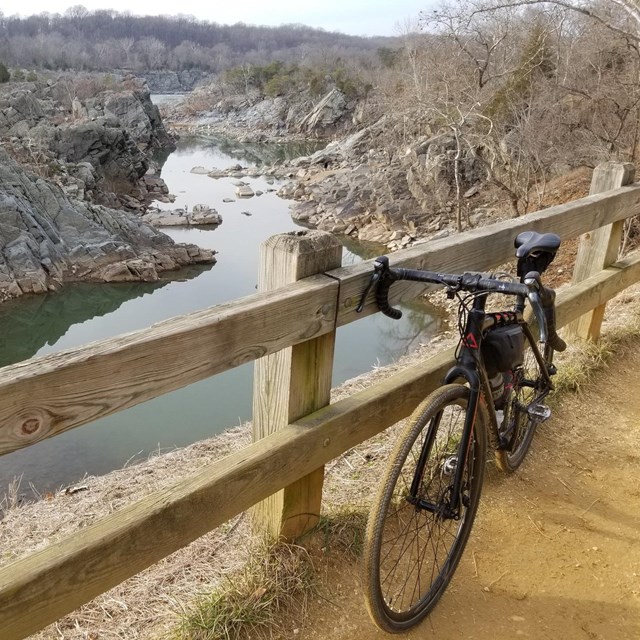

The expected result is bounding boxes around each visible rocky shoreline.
[0,72,503,302]
[0,74,218,302]
[0,149,215,302]
[141,204,222,227]
[162,89,495,253]
[162,86,356,143]
[0,74,177,210]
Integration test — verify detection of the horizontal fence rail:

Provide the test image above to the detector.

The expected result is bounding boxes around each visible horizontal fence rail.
[2,181,640,457]
[3,252,640,638]
[335,181,640,325]
[0,275,338,455]
[1,163,639,639]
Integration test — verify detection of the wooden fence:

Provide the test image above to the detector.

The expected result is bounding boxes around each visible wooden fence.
[1,162,640,638]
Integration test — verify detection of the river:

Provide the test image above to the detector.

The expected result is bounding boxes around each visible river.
[0,131,446,496]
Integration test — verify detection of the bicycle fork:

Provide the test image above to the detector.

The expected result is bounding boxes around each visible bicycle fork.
[407,301,486,520]
[407,384,481,521]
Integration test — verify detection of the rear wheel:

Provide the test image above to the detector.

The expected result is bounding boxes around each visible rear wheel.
[363,384,487,633]
[495,340,549,472]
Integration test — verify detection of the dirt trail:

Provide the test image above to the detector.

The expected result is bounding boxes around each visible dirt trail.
[301,341,640,640]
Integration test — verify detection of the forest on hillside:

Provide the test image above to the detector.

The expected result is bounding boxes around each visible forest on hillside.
[355,0,640,217]
[2,1,640,224]
[0,8,390,72]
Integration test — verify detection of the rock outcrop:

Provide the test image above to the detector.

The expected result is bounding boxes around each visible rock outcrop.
[142,205,222,227]
[142,70,212,93]
[0,149,215,302]
[0,75,175,211]
[165,88,358,142]
[163,80,498,249]
[297,88,349,135]
[84,88,175,152]
[54,118,148,192]
[275,124,486,250]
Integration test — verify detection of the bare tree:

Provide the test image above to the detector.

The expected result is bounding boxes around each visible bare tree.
[2,10,383,74]
[446,0,640,41]
[136,37,167,70]
[409,0,640,222]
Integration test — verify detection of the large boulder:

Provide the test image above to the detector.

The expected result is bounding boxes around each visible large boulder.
[277,119,488,248]
[0,75,175,209]
[85,88,175,152]
[0,87,45,133]
[297,89,349,135]
[142,70,211,93]
[59,117,145,167]
[54,118,149,197]
[0,149,215,302]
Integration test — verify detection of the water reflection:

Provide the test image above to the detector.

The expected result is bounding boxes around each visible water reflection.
[375,298,444,360]
[0,133,448,495]
[204,136,325,166]
[155,134,325,169]
[340,237,388,264]
[0,266,210,367]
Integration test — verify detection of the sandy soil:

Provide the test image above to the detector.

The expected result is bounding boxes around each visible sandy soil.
[300,334,640,640]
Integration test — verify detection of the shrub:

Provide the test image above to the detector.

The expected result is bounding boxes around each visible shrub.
[0,63,10,83]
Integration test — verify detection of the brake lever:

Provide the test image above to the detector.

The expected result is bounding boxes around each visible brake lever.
[356,270,381,313]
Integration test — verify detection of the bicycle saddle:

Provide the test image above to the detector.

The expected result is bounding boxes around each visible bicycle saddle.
[514,231,561,259]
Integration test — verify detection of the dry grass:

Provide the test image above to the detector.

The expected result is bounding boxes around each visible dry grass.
[0,335,449,640]
[552,290,640,395]
[0,428,254,639]
[303,510,368,560]
[5,279,640,639]
[171,507,369,640]
[174,539,315,640]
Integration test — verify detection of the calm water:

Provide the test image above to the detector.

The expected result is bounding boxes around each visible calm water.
[0,133,446,495]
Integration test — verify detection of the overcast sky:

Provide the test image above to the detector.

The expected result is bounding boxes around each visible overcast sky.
[8,1,439,37]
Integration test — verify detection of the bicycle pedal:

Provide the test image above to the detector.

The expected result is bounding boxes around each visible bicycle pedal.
[528,404,551,421]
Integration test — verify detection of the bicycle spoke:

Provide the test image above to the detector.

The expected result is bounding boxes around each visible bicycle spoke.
[365,386,485,629]
[496,332,550,472]
[361,232,560,633]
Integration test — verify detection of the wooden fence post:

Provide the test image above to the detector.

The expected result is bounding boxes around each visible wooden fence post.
[252,230,342,540]
[569,162,636,341]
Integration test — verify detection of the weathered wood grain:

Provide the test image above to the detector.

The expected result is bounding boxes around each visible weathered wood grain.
[0,348,454,640]
[333,182,640,326]
[557,253,640,329]
[252,231,342,539]
[0,276,338,456]
[569,163,635,340]
[3,251,640,639]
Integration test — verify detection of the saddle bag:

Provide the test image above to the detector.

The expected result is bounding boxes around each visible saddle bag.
[481,325,524,376]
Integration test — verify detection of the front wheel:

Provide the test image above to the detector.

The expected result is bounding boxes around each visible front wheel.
[362,384,487,633]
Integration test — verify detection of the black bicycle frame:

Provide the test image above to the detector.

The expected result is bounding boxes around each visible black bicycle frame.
[413,292,553,518]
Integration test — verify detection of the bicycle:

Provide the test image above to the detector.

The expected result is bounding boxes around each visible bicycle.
[356,230,567,633]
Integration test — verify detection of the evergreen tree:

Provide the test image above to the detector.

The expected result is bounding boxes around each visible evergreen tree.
[0,62,10,83]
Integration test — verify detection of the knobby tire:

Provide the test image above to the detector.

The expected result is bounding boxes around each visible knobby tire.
[362,384,487,633]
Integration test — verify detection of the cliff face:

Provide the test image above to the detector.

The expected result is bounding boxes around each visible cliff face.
[163,88,491,248]
[0,149,214,302]
[164,87,361,142]
[0,75,175,210]
[274,124,487,250]
[141,70,212,93]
